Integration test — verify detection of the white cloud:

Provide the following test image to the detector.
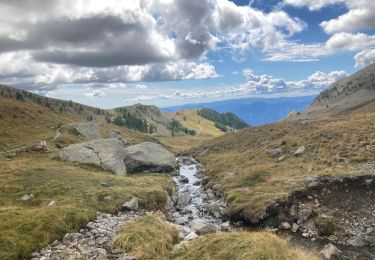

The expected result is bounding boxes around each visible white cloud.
[354,49,375,67]
[325,33,375,52]
[320,1,375,34]
[283,0,344,11]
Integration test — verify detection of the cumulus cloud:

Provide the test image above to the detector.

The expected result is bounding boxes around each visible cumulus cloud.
[84,89,106,97]
[135,84,148,89]
[283,0,344,11]
[354,49,375,67]
[325,33,375,52]
[241,69,347,94]
[125,69,348,104]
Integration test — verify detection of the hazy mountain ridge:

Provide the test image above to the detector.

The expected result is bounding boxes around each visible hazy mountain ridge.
[163,96,315,125]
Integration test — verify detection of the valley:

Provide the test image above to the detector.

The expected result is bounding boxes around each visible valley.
[0,63,375,260]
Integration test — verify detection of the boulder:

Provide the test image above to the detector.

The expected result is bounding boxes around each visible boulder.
[268,148,282,157]
[70,121,102,140]
[192,222,216,235]
[305,175,329,188]
[60,138,127,175]
[124,142,176,173]
[122,197,139,211]
[294,146,306,156]
[320,244,342,259]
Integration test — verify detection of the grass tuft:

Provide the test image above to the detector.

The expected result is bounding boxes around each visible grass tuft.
[113,213,179,260]
[175,232,318,260]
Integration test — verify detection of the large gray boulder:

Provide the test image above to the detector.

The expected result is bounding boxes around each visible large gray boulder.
[60,138,127,175]
[70,121,101,140]
[124,142,177,173]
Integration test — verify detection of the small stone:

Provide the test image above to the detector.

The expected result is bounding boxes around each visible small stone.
[278,155,286,161]
[294,146,306,156]
[220,221,231,231]
[180,175,189,183]
[184,232,199,241]
[268,148,282,157]
[223,172,235,178]
[291,223,299,233]
[19,194,34,201]
[47,200,56,207]
[279,221,291,230]
[320,243,342,259]
[101,182,112,187]
[193,180,201,186]
[122,197,139,211]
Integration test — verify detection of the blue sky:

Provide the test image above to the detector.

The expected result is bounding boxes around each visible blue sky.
[0,0,374,108]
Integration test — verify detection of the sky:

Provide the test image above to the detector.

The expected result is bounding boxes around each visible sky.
[0,0,374,108]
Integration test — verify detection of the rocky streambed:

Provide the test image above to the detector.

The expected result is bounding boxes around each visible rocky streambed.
[30,156,232,259]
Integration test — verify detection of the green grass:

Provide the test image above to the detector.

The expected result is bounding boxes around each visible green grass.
[175,232,318,260]
[113,213,179,260]
[0,153,174,259]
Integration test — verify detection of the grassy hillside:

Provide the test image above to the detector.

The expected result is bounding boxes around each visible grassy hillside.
[301,63,375,118]
[159,109,226,152]
[191,112,375,222]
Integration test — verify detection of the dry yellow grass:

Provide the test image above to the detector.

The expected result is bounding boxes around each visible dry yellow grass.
[0,96,82,149]
[191,112,375,219]
[0,153,173,259]
[176,232,318,260]
[113,213,178,260]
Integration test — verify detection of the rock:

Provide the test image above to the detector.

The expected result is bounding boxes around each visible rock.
[279,221,291,230]
[192,222,216,235]
[291,223,299,233]
[347,235,366,247]
[5,152,16,158]
[205,201,221,215]
[172,241,189,254]
[47,200,56,207]
[101,182,113,187]
[180,175,189,183]
[124,142,176,173]
[305,175,329,188]
[278,155,286,161]
[19,194,34,201]
[212,184,221,192]
[294,146,306,156]
[268,148,282,157]
[220,221,231,231]
[176,192,191,206]
[184,232,199,241]
[60,138,127,175]
[179,156,198,165]
[365,235,375,246]
[123,197,139,211]
[320,243,342,259]
[70,121,102,140]
[193,180,201,186]
[298,208,313,223]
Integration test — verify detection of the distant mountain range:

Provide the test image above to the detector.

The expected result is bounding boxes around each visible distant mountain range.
[162,96,316,125]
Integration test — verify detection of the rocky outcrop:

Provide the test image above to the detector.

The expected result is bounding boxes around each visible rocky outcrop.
[124,142,177,173]
[60,138,127,175]
[70,121,102,140]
